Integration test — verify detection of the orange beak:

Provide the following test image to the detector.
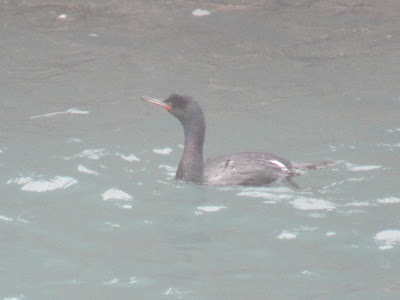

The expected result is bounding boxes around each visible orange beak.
[141,96,172,111]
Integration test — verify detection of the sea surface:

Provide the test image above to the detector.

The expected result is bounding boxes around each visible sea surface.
[1,1,400,299]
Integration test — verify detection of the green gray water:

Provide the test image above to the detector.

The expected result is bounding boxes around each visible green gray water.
[1,1,400,299]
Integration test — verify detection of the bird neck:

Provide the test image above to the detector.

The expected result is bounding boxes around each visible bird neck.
[176,117,205,183]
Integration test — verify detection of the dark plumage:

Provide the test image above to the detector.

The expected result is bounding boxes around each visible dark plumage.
[141,93,336,187]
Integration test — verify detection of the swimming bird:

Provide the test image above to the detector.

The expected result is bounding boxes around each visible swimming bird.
[141,93,336,187]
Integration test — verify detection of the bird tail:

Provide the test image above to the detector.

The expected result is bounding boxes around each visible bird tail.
[292,160,339,171]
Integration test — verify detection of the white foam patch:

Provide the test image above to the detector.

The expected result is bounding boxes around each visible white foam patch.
[117,153,140,162]
[129,276,137,284]
[378,143,400,149]
[278,231,297,239]
[30,108,89,119]
[197,206,226,212]
[347,177,368,182]
[164,287,188,297]
[120,204,132,209]
[263,200,276,204]
[7,177,33,185]
[238,191,276,199]
[103,278,119,285]
[345,163,382,172]
[238,187,294,201]
[326,232,336,236]
[299,226,318,232]
[153,147,172,155]
[291,197,335,211]
[105,221,120,228]
[156,180,171,185]
[159,164,176,177]
[192,8,211,16]
[21,176,77,192]
[344,201,371,207]
[241,187,294,193]
[17,217,29,224]
[377,197,400,204]
[237,191,293,200]
[267,187,295,193]
[159,164,175,171]
[77,165,98,175]
[375,230,400,250]
[72,149,106,160]
[67,138,82,143]
[301,270,312,275]
[102,188,133,201]
[56,14,67,20]
[0,215,13,222]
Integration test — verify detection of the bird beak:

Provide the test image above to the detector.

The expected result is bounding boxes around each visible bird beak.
[141,96,172,111]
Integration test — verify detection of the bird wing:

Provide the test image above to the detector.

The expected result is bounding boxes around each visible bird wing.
[204,153,294,186]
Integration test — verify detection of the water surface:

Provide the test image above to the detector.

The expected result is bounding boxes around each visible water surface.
[1,1,400,299]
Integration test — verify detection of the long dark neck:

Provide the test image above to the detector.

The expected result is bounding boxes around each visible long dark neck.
[175,114,205,183]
